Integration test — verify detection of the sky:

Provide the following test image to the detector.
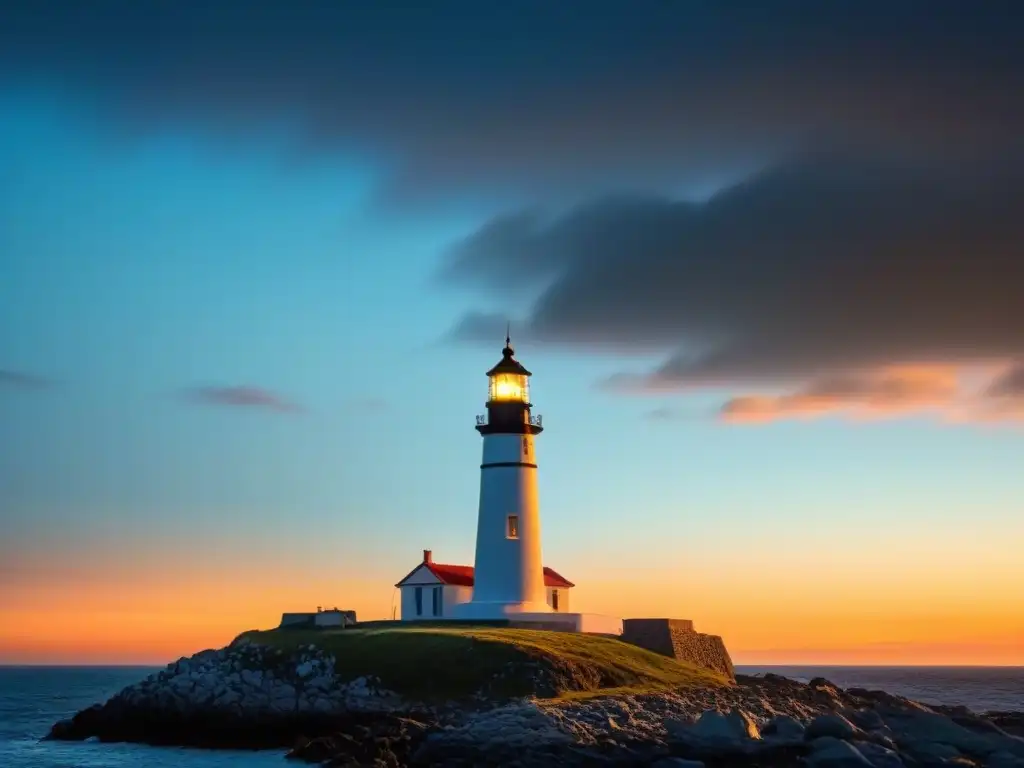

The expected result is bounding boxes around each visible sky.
[1,0,1023,666]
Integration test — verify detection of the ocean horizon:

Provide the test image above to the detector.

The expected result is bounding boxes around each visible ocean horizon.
[2,665,1021,767]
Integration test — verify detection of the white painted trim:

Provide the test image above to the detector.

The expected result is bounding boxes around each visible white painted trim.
[395,563,441,586]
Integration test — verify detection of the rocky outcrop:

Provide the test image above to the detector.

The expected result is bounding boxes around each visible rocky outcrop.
[45,640,1024,768]
[46,637,419,747]
[622,619,735,680]
[410,683,1024,767]
[282,690,1024,767]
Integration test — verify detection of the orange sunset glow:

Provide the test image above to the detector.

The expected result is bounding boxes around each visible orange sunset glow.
[3,524,1022,666]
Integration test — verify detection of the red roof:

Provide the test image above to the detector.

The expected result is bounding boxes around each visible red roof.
[423,562,475,587]
[541,566,574,588]
[395,562,574,588]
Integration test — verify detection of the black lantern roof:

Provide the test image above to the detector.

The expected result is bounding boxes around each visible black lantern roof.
[485,333,532,377]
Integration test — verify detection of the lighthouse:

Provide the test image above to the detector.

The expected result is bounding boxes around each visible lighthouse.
[454,333,552,618]
[399,335,622,633]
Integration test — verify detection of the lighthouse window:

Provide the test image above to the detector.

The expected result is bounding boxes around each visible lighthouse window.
[506,514,520,539]
[414,587,423,616]
[490,373,529,403]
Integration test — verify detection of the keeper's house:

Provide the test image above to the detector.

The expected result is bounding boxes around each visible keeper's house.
[395,549,574,620]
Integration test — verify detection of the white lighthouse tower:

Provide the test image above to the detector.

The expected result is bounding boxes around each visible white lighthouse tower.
[454,333,552,618]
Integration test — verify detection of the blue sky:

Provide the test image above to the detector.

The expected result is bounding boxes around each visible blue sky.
[3,82,1020,578]
[1,2,1023,664]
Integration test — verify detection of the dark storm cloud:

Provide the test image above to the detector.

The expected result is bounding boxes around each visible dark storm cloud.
[444,153,1024,388]
[1,1,1022,204]
[0,370,52,391]
[183,386,300,413]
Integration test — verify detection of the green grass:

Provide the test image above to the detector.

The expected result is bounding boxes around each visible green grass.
[234,625,730,702]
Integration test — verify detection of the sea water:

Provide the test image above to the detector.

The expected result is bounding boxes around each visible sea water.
[0,667,285,768]
[1,665,1021,767]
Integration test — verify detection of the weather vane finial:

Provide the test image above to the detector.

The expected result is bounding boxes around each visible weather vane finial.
[505,321,511,348]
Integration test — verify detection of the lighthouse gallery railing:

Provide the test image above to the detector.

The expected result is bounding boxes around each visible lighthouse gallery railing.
[475,413,543,428]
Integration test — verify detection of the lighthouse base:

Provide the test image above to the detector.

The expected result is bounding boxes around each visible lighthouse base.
[451,600,553,620]
[450,603,624,635]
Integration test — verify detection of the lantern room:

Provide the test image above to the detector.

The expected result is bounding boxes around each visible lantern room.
[485,338,532,405]
[476,333,543,436]
[489,372,530,404]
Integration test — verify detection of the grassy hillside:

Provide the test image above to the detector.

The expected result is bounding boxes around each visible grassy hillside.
[234,625,730,702]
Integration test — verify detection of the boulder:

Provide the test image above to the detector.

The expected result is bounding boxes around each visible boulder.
[666,709,760,748]
[852,740,906,768]
[806,713,864,742]
[846,687,933,713]
[664,708,771,762]
[882,710,1024,760]
[762,715,806,742]
[808,736,874,767]
[809,678,846,700]
[846,708,887,731]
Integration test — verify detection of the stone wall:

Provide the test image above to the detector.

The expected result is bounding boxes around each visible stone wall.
[621,619,735,681]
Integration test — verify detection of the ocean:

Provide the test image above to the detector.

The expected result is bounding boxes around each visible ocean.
[1,666,1021,767]
[0,667,285,768]
[737,666,1024,712]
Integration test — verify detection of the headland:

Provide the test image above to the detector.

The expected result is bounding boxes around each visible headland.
[45,624,1024,767]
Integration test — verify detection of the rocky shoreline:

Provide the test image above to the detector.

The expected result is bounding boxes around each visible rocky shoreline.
[46,639,1024,767]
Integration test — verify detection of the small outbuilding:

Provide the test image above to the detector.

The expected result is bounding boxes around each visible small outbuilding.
[279,607,357,629]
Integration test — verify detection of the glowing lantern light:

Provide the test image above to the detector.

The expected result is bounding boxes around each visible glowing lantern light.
[490,372,529,402]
